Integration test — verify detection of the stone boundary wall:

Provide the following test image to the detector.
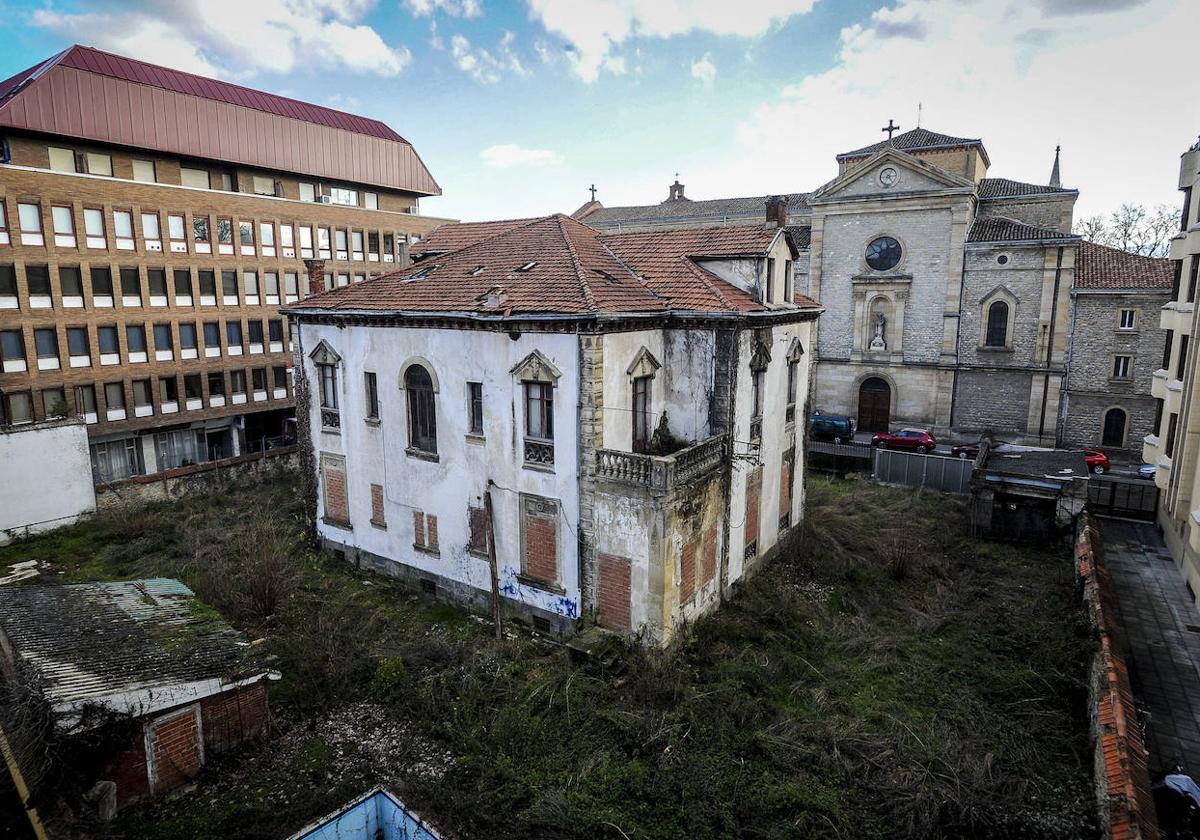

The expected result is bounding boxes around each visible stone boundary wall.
[1076,515,1159,840]
[94,447,298,509]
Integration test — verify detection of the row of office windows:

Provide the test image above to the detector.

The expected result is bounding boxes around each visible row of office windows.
[40,143,399,212]
[0,263,307,310]
[0,199,414,265]
[0,318,288,374]
[0,366,291,427]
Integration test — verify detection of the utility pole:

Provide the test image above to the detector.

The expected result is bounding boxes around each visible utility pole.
[484,482,503,641]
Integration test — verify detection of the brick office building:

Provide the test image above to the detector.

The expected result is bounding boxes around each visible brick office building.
[0,45,445,480]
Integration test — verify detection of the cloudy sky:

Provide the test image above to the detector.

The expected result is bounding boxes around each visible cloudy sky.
[1,0,1196,223]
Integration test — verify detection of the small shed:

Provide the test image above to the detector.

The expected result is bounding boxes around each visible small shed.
[0,579,276,809]
[969,445,1089,542]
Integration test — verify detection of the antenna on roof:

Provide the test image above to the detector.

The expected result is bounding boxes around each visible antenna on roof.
[917,102,922,128]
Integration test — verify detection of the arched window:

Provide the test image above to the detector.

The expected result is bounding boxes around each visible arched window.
[1102,408,1128,448]
[405,364,437,454]
[985,300,1009,347]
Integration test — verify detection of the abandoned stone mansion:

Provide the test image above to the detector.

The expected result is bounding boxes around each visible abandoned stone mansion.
[581,127,1172,450]
[284,215,820,643]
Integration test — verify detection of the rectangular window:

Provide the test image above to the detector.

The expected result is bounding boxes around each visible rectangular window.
[364,192,379,210]
[180,167,210,189]
[173,269,192,304]
[238,220,255,255]
[1167,413,1179,457]
[299,226,314,259]
[1190,256,1199,304]
[252,367,267,394]
[319,364,338,410]
[0,329,25,374]
[126,324,147,360]
[243,271,259,304]
[132,159,156,183]
[273,366,288,390]
[179,322,198,353]
[159,376,178,406]
[248,319,264,348]
[752,369,765,417]
[193,215,211,253]
[51,205,76,247]
[104,382,126,412]
[0,264,13,302]
[5,392,33,425]
[329,187,358,206]
[368,231,380,262]
[260,222,276,256]
[525,382,553,440]
[284,271,299,301]
[141,212,162,251]
[91,266,114,303]
[113,210,134,249]
[1179,335,1190,379]
[67,326,89,365]
[183,373,202,402]
[383,233,395,263]
[34,328,59,367]
[133,379,152,409]
[299,182,316,203]
[199,269,216,303]
[219,172,234,191]
[359,371,378,420]
[147,268,168,305]
[153,323,173,360]
[18,202,44,246]
[222,270,238,305]
[203,321,221,353]
[351,230,364,261]
[60,266,84,305]
[26,265,51,306]
[632,376,651,453]
[0,201,6,245]
[264,271,280,303]
[268,318,284,343]
[1118,309,1137,330]
[252,175,276,196]
[335,229,348,260]
[226,320,243,351]
[216,217,233,254]
[83,207,106,249]
[207,371,226,398]
[85,152,112,177]
[48,146,76,173]
[1112,355,1132,380]
[98,325,119,362]
[467,381,484,434]
[42,388,66,417]
[765,257,776,303]
[167,214,186,252]
[318,227,332,259]
[280,223,295,256]
[75,384,97,419]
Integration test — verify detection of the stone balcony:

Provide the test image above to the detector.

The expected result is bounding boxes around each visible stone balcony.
[1160,302,1193,336]
[595,433,727,493]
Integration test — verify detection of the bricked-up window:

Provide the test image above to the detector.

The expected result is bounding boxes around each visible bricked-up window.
[744,467,763,559]
[370,484,386,527]
[680,541,697,602]
[321,454,350,527]
[1112,355,1132,380]
[597,553,631,630]
[520,494,560,586]
[413,511,439,553]
[405,365,437,454]
[632,376,651,453]
[364,372,379,420]
[985,300,1009,347]
[467,382,484,435]
[1166,413,1179,457]
[468,505,488,557]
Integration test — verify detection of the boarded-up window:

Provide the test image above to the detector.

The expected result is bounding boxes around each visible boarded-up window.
[370,483,385,527]
[744,467,763,559]
[520,494,559,585]
[320,454,349,526]
[468,505,488,557]
[598,553,631,630]
[680,541,697,603]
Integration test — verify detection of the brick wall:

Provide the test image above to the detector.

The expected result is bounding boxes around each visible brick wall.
[779,449,794,526]
[703,525,718,585]
[370,483,385,526]
[521,494,559,585]
[147,707,202,794]
[680,541,696,603]
[321,453,349,525]
[597,553,631,630]
[199,681,269,754]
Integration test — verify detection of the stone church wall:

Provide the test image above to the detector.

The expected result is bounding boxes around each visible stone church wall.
[977,196,1075,233]
[1067,292,1169,393]
[959,245,1051,368]
[952,368,1033,437]
[1061,393,1158,452]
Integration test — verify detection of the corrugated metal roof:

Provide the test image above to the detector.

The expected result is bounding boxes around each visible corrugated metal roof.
[0,579,263,710]
[0,45,440,196]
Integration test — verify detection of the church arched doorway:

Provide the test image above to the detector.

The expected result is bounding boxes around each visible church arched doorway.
[858,377,891,433]
[1101,408,1127,448]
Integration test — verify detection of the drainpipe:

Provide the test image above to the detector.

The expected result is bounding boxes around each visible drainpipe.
[1038,246,1065,440]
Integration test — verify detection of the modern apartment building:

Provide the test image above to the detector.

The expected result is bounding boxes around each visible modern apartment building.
[1145,136,1200,601]
[0,45,445,481]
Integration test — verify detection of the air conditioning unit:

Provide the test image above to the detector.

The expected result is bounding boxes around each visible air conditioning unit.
[319,195,332,204]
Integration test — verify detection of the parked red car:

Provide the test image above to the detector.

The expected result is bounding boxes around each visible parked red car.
[871,428,938,454]
[951,440,984,459]
[1084,450,1110,474]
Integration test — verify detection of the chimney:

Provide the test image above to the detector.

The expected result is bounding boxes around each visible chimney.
[399,237,411,268]
[765,195,788,228]
[303,259,326,297]
[1049,145,1062,188]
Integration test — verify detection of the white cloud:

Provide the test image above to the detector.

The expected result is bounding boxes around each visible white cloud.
[526,0,817,82]
[690,53,716,84]
[31,0,411,80]
[449,31,529,83]
[724,0,1194,218]
[404,0,482,17]
[480,143,564,168]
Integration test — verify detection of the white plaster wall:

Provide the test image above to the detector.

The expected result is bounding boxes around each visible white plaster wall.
[601,328,716,449]
[699,234,794,306]
[0,419,95,541]
[301,322,583,620]
[594,490,659,630]
[726,320,812,583]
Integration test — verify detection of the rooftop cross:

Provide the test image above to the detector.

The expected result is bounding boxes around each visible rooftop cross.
[589,183,597,202]
[882,119,900,141]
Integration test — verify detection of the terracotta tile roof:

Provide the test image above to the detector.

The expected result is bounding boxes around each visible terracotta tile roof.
[978,177,1076,200]
[292,215,820,317]
[411,217,541,259]
[967,216,1079,244]
[785,225,812,250]
[582,193,810,230]
[0,45,405,142]
[837,127,990,165]
[1076,241,1174,290]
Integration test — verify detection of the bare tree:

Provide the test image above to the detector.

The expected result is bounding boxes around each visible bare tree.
[1073,202,1178,257]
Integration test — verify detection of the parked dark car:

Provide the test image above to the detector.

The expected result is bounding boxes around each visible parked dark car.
[872,428,938,453]
[1084,449,1111,474]
[951,440,983,459]
[810,413,855,443]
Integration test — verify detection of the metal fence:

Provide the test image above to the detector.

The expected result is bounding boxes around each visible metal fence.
[872,448,973,495]
[1087,474,1159,521]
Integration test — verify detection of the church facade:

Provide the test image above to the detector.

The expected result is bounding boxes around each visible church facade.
[581,127,1168,450]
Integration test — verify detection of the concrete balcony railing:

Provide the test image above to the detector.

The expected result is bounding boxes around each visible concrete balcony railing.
[595,433,727,492]
[1151,369,1170,400]
[1160,303,1193,336]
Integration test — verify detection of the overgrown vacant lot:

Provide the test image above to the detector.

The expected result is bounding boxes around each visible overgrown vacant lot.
[0,470,1098,840]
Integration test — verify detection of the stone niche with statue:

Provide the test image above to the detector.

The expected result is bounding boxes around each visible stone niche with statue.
[851,284,909,361]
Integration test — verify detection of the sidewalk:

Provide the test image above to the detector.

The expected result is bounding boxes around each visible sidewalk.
[1102,520,1200,777]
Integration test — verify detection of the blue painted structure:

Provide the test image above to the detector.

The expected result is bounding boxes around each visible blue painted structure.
[290,788,442,840]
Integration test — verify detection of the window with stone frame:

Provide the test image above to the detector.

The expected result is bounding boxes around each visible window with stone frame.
[626,347,660,454]
[310,341,341,430]
[985,300,1009,348]
[512,350,561,468]
[748,334,771,442]
[1111,355,1133,380]
[467,381,484,436]
[404,364,438,455]
[1118,309,1137,331]
[364,372,379,421]
[320,453,350,527]
[785,338,804,424]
